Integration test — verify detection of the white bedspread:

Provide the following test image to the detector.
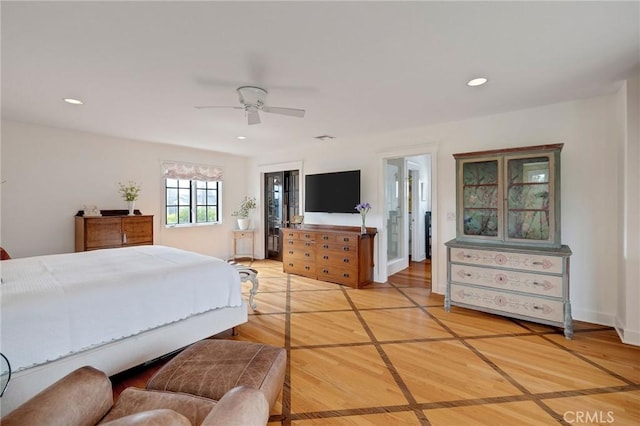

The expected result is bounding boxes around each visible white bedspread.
[0,245,243,372]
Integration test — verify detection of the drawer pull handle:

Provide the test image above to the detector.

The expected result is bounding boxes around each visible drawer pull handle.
[533,281,542,286]
[288,251,293,255]
[305,253,310,257]
[323,269,329,274]
[288,241,294,245]
[304,234,311,239]
[464,273,472,277]
[343,237,349,242]
[288,263,293,267]
[305,242,311,247]
[323,236,329,240]
[323,244,329,249]
[343,273,350,278]
[533,305,543,310]
[343,247,350,252]
[532,261,544,265]
[464,255,472,258]
[343,258,350,263]
[305,266,310,270]
[323,255,329,260]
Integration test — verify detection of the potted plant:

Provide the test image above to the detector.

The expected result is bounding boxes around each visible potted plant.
[231,196,257,230]
[118,181,141,215]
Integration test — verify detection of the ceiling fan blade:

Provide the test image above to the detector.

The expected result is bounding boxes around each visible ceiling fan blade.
[262,106,305,118]
[247,109,261,125]
[194,105,244,110]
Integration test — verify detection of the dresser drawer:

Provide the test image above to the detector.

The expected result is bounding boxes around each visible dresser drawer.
[316,251,357,267]
[317,265,358,286]
[283,230,299,240]
[284,247,316,261]
[450,264,563,298]
[450,283,564,323]
[317,241,357,254]
[285,239,315,250]
[450,247,564,274]
[283,260,316,278]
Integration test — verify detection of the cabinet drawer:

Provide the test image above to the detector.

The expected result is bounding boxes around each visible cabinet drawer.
[317,251,357,267]
[450,247,564,274]
[299,231,315,241]
[317,241,357,253]
[450,283,563,323]
[285,239,315,250]
[317,265,358,286]
[283,260,316,277]
[283,230,299,240]
[316,233,336,243]
[284,247,316,261]
[450,264,563,298]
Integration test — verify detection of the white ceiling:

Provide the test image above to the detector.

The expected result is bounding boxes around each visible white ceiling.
[2,1,638,157]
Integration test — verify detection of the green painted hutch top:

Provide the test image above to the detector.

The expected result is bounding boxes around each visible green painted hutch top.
[454,143,563,248]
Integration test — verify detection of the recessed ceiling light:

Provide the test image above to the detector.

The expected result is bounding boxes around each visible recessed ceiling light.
[236,136,247,140]
[63,98,83,105]
[467,77,488,87]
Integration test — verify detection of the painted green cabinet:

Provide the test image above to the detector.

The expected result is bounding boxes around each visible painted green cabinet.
[446,144,573,339]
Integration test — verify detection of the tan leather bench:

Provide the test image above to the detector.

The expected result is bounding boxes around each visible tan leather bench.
[146,340,286,411]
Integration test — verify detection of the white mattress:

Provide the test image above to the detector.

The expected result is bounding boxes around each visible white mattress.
[0,245,243,372]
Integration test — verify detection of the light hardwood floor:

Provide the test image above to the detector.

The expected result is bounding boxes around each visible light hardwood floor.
[112,259,639,425]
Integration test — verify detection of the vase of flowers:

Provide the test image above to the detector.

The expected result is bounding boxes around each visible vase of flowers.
[355,202,371,234]
[118,181,141,215]
[231,196,257,230]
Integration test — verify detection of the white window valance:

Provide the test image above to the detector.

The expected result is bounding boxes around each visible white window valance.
[162,161,223,182]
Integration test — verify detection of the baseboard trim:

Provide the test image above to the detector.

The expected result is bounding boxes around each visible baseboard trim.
[615,316,640,346]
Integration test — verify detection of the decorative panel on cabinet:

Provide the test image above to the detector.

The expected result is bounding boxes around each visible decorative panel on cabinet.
[446,144,572,338]
[75,210,153,252]
[282,225,376,288]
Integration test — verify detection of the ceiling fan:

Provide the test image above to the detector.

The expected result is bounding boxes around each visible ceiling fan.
[195,86,305,125]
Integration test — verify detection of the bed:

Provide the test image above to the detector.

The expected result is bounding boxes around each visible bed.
[0,245,248,415]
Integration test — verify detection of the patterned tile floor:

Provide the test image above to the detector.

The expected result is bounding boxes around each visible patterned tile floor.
[113,259,640,425]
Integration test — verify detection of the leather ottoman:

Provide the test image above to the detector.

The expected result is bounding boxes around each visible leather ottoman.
[146,340,286,410]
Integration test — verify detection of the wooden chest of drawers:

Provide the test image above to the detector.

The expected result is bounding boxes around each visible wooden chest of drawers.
[282,225,376,288]
[75,212,154,252]
[445,240,573,338]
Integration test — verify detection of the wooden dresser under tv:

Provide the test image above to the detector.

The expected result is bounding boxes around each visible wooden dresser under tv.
[75,210,154,252]
[281,224,376,289]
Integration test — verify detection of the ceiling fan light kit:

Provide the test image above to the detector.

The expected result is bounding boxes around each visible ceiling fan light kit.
[195,86,306,125]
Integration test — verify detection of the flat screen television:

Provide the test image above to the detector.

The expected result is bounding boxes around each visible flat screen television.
[305,170,361,214]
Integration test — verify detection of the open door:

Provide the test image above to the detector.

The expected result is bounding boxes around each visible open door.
[264,170,299,260]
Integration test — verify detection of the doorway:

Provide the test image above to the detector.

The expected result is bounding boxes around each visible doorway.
[264,170,300,260]
[383,153,433,286]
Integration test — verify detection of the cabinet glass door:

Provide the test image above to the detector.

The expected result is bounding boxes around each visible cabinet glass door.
[461,160,500,238]
[505,156,552,242]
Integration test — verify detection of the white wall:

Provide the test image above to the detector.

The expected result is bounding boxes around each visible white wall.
[249,91,629,329]
[1,121,249,260]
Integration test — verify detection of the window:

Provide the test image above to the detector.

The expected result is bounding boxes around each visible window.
[165,179,221,225]
[162,161,223,227]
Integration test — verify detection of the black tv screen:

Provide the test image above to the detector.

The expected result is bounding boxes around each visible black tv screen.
[305,170,361,214]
